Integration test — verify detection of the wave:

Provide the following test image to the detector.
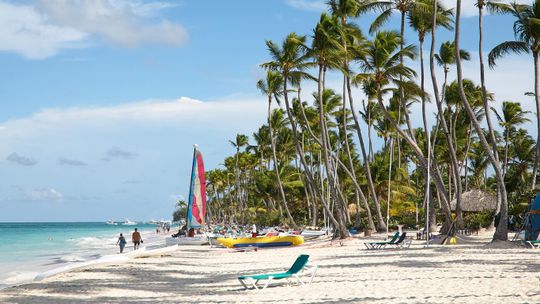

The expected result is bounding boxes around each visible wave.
[67,236,116,249]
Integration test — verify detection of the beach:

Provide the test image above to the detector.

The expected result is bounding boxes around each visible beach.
[1,231,539,304]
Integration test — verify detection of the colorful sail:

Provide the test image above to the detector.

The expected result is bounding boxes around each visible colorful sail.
[187,146,206,230]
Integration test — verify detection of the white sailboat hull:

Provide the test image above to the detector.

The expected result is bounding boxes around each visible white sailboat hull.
[165,236,208,246]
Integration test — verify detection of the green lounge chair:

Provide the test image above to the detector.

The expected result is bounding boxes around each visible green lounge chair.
[386,232,412,249]
[238,254,317,290]
[364,232,400,250]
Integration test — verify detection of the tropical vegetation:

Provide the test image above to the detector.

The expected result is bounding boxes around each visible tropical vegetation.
[203,0,540,241]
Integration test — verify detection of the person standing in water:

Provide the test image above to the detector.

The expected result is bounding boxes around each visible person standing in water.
[132,228,142,250]
[116,233,127,253]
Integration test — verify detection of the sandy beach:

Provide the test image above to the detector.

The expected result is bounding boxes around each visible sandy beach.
[1,231,539,304]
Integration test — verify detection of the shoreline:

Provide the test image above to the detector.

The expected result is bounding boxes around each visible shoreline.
[1,231,539,303]
[0,227,170,290]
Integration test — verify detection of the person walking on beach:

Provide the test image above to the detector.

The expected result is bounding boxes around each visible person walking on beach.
[132,228,142,250]
[116,233,127,253]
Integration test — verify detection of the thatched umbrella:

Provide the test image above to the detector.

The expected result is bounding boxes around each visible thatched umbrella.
[450,190,497,212]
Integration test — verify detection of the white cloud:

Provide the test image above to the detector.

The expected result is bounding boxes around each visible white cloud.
[24,188,63,201]
[0,2,87,59]
[39,0,188,47]
[284,0,326,12]
[0,0,187,59]
[440,0,531,18]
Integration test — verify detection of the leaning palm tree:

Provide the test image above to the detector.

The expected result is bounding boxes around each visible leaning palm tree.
[488,0,540,190]
[492,101,531,175]
[409,0,453,228]
[354,31,454,231]
[455,0,508,241]
[256,71,296,225]
[261,33,349,238]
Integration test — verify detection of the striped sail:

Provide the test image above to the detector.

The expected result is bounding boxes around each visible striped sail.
[187,147,206,230]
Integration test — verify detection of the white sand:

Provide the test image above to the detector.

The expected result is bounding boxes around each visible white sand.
[1,231,539,303]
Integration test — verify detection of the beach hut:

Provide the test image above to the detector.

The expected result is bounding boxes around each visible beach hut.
[450,190,497,213]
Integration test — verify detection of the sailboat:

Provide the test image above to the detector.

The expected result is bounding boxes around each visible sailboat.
[166,145,209,246]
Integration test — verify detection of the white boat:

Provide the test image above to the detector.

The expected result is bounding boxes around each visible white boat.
[301,230,328,238]
[123,219,137,225]
[106,220,117,225]
[165,235,209,246]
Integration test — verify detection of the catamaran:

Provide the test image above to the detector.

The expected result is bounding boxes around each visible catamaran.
[166,145,209,246]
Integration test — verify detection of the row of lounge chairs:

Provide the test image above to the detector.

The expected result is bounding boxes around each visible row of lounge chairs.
[238,232,413,290]
[364,232,412,250]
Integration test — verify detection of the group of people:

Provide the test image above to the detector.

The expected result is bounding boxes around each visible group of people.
[115,228,143,253]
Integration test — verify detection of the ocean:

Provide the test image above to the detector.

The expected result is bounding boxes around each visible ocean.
[0,222,171,289]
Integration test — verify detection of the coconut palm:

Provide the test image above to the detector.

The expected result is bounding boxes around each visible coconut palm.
[256,71,296,225]
[455,0,508,241]
[488,0,540,190]
[435,41,471,98]
[262,33,351,237]
[354,31,454,230]
[492,101,531,175]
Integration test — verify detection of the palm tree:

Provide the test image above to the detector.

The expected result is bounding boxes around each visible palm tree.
[488,0,540,190]
[409,0,453,228]
[455,0,508,241]
[256,71,296,225]
[262,33,350,237]
[492,101,531,175]
[435,41,471,99]
[354,31,454,230]
[329,0,382,231]
[229,133,249,217]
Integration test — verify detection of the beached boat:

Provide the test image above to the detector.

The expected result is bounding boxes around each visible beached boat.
[165,145,209,246]
[216,235,304,248]
[165,235,209,246]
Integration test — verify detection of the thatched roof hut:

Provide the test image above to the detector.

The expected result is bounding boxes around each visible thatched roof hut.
[450,190,497,212]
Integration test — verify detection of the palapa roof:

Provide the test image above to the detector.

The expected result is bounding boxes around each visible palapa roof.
[450,190,497,212]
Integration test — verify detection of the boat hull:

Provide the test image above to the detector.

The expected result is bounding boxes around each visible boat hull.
[165,236,208,246]
[216,235,304,248]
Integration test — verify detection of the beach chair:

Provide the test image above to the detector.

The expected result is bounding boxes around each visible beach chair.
[238,254,318,290]
[525,239,540,249]
[364,232,400,250]
[386,232,412,249]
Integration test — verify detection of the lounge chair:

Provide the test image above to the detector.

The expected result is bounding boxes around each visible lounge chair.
[238,254,318,290]
[525,239,540,249]
[364,232,400,250]
[386,232,412,249]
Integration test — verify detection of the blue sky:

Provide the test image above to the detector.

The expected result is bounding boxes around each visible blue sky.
[0,0,536,222]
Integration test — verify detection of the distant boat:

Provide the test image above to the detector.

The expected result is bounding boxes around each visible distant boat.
[166,145,208,246]
[123,219,137,225]
[106,220,117,225]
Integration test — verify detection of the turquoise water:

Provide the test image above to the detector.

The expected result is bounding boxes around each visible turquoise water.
[0,222,169,288]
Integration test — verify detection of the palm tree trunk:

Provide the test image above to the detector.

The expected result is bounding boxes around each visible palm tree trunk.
[376,85,453,232]
[478,3,504,223]
[347,78,385,231]
[267,97,296,226]
[532,50,540,190]
[281,73,343,237]
[317,64,348,238]
[430,0,463,228]
[296,92,376,231]
[455,0,508,241]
